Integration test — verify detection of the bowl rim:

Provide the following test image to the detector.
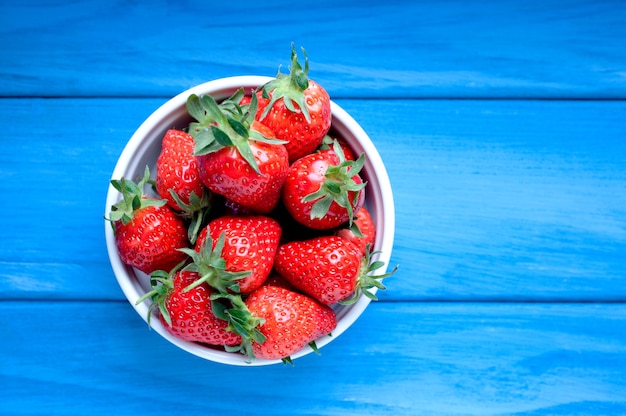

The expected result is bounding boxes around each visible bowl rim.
[104,75,395,366]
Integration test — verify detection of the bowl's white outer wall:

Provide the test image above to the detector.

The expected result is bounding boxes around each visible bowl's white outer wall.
[104,76,395,366]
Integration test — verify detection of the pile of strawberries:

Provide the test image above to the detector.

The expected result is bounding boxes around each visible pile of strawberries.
[108,45,396,363]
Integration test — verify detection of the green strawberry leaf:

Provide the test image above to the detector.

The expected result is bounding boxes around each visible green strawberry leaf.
[200,94,227,124]
[134,260,186,327]
[248,129,288,145]
[309,195,333,220]
[167,190,212,245]
[187,91,275,175]
[210,298,229,321]
[259,43,312,123]
[339,247,398,305]
[308,341,320,355]
[227,116,249,139]
[211,292,267,362]
[179,232,251,294]
[301,141,367,226]
[107,166,167,225]
[348,218,365,238]
[186,94,206,123]
[212,125,234,147]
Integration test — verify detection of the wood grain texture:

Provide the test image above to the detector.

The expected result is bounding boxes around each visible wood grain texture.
[1,1,625,413]
[1,301,625,415]
[1,0,625,98]
[353,98,626,301]
[1,98,624,301]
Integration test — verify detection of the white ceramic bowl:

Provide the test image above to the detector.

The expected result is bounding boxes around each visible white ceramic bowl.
[104,76,395,366]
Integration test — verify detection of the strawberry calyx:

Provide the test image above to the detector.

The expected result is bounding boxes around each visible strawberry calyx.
[339,245,399,306]
[318,135,357,161]
[318,135,336,151]
[178,232,251,294]
[135,260,186,327]
[259,43,312,123]
[303,140,367,225]
[136,261,266,362]
[277,341,322,366]
[346,217,365,239]
[108,166,166,225]
[187,89,286,175]
[168,190,212,245]
[184,232,268,362]
[209,292,266,362]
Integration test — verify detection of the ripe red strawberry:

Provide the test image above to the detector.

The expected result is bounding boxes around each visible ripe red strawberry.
[136,251,266,358]
[187,92,289,213]
[335,206,376,256]
[275,236,362,305]
[156,129,211,244]
[256,44,331,163]
[282,139,366,230]
[245,285,337,361]
[275,235,397,306]
[194,215,282,294]
[108,166,189,275]
[143,265,243,346]
[156,129,207,211]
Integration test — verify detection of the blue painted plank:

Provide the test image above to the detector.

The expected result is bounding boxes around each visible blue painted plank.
[351,98,626,301]
[1,0,625,98]
[0,98,163,301]
[0,98,625,301]
[1,301,625,415]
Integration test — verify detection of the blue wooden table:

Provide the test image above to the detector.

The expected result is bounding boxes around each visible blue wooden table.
[2,1,626,414]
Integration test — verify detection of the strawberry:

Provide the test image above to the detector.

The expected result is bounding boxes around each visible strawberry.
[245,285,337,361]
[256,44,331,163]
[194,215,282,294]
[275,235,397,306]
[156,129,207,210]
[282,139,366,230]
[275,236,362,305]
[108,166,189,275]
[139,263,243,346]
[335,206,376,256]
[136,250,266,359]
[155,129,211,243]
[187,91,289,214]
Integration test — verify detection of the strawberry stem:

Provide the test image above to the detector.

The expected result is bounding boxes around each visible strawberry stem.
[339,246,398,305]
[259,43,312,123]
